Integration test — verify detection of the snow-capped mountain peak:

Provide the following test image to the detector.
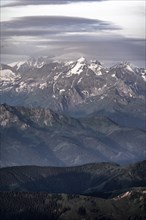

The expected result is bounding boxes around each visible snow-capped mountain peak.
[66,57,87,77]
[9,61,26,70]
[1,57,146,116]
[77,57,86,64]
[27,57,48,68]
[8,57,50,72]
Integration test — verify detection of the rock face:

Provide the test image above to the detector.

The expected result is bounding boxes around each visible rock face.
[1,57,146,119]
[0,104,145,167]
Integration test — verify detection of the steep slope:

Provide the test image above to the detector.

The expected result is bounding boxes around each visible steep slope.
[1,58,145,125]
[0,104,145,167]
[0,161,146,198]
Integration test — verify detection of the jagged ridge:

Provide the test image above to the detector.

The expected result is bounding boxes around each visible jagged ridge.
[1,57,146,117]
[0,104,146,167]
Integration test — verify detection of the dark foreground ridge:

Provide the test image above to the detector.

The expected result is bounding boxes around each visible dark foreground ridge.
[0,160,146,198]
[0,189,146,220]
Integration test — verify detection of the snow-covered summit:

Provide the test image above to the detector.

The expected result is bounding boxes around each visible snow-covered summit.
[8,57,50,71]
[0,57,146,117]
[66,57,87,77]
[9,61,26,70]
[7,56,104,73]
[77,57,86,64]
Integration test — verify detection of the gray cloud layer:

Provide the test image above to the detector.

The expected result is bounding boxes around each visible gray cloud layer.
[1,3,145,67]
[2,38,145,68]
[2,16,111,29]
[1,16,119,39]
[1,15,123,63]
[2,0,105,7]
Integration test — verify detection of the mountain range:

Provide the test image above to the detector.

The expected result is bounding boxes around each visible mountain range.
[0,57,146,219]
[0,57,146,166]
[0,103,145,167]
[1,57,146,121]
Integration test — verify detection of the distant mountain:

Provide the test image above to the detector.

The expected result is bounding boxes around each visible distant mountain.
[0,104,146,167]
[0,160,146,199]
[2,56,50,72]
[1,57,146,122]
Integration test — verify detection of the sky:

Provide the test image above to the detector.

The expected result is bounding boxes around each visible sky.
[0,0,146,66]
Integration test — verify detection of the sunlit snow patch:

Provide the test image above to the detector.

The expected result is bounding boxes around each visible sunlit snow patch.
[66,57,86,77]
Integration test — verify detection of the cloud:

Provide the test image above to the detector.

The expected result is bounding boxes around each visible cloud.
[1,15,121,63]
[2,16,110,28]
[1,0,105,7]
[2,0,144,39]
[1,16,119,40]
[1,1,145,67]
[1,34,145,68]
